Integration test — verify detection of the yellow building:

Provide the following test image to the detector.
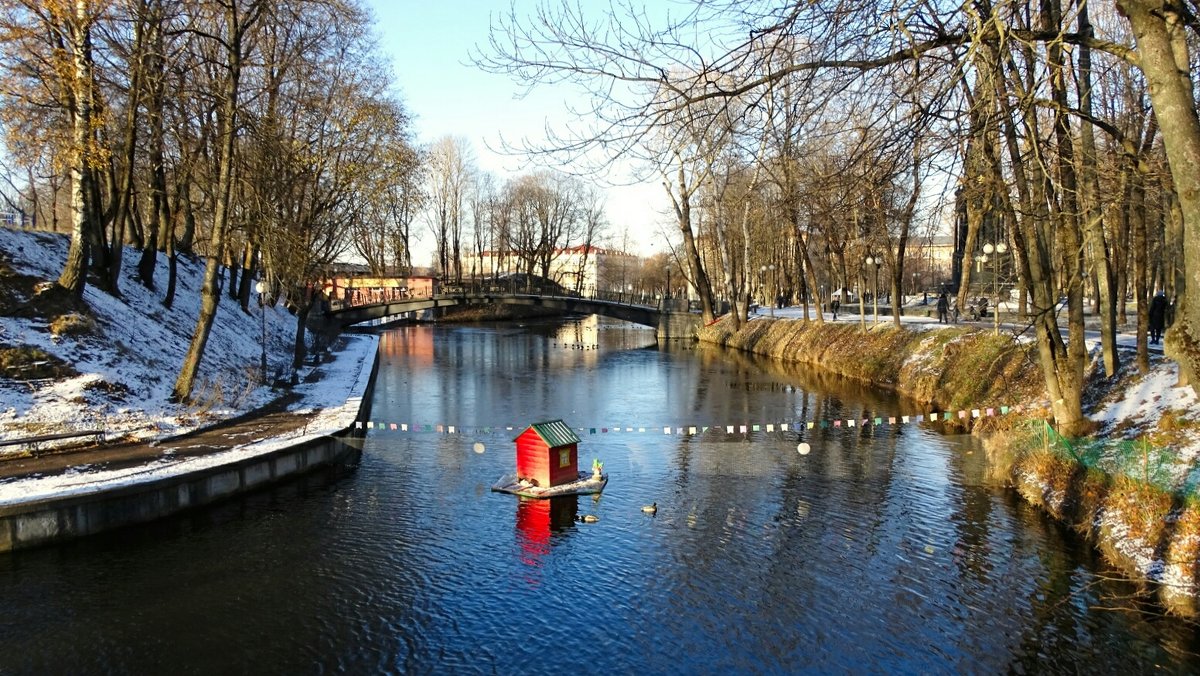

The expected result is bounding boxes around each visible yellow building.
[461,246,637,298]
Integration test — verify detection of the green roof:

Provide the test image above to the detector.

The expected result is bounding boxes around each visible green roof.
[524,419,580,448]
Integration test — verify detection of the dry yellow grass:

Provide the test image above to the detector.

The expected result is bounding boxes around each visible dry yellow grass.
[697,317,1044,414]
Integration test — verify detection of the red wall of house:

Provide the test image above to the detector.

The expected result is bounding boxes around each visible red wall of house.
[515,429,578,487]
[515,429,550,486]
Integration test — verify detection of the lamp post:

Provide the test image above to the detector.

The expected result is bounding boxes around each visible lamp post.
[758,264,767,312]
[983,242,1007,334]
[767,263,776,317]
[255,280,267,383]
[864,256,879,324]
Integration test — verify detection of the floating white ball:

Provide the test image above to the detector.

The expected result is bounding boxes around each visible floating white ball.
[472,442,485,454]
[797,442,811,455]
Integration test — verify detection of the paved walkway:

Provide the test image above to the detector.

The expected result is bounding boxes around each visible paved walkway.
[0,393,312,482]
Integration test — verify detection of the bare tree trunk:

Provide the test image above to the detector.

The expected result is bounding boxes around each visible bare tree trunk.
[173,1,254,402]
[56,2,99,301]
[993,41,1082,433]
[886,142,921,328]
[106,8,146,298]
[237,241,259,313]
[1076,0,1119,376]
[1132,158,1150,372]
[138,0,167,290]
[795,206,821,324]
[226,246,239,300]
[177,181,196,253]
[662,162,715,322]
[291,297,311,375]
[1045,0,1088,433]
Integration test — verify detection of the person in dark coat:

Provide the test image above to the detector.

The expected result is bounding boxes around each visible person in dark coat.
[1149,291,1168,344]
[831,297,840,320]
[936,293,949,324]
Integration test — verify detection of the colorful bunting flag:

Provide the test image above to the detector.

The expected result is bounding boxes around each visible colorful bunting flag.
[346,398,1031,438]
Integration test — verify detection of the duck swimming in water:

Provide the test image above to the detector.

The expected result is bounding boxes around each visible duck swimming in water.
[641,502,657,514]
[577,514,599,523]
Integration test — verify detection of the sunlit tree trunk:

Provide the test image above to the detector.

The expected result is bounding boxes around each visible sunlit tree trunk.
[1076,0,1119,377]
[662,160,715,322]
[173,0,258,402]
[56,0,101,301]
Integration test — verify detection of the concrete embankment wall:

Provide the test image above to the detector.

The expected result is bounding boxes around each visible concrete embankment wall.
[0,343,381,552]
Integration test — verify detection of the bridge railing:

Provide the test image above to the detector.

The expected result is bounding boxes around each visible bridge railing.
[327,277,703,314]
[439,278,571,297]
[329,285,427,311]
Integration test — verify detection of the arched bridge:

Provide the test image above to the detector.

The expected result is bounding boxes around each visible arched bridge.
[326,292,703,340]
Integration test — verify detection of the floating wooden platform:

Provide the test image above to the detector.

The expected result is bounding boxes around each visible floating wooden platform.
[491,471,608,499]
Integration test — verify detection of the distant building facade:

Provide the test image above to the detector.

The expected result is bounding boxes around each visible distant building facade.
[460,246,637,298]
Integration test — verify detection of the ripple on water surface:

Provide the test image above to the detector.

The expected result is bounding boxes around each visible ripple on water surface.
[2,321,1199,673]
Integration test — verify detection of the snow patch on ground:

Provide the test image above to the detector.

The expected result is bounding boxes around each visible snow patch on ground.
[0,332,376,506]
[1,227,299,443]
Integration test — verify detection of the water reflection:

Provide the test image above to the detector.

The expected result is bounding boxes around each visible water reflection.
[515,496,580,576]
[2,317,1199,673]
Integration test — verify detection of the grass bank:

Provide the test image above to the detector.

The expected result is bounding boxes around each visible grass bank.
[698,315,1200,616]
[697,316,1046,420]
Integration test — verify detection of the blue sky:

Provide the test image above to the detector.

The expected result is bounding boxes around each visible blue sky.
[364,0,668,263]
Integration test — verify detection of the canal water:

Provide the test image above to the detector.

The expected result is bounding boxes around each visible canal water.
[2,317,1199,673]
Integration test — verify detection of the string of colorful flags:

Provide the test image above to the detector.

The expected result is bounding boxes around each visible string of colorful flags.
[353,402,1049,436]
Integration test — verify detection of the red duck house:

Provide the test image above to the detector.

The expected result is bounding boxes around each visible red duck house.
[514,420,581,488]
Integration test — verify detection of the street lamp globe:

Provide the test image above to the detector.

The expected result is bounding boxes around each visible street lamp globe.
[983,243,994,255]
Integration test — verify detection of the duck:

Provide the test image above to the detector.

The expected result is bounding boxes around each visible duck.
[641,502,658,514]
[577,514,599,523]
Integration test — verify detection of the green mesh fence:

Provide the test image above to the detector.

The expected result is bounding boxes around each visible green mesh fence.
[1029,420,1199,496]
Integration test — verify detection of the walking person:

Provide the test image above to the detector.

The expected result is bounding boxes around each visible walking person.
[831,297,840,320]
[936,293,949,324]
[1149,291,1168,344]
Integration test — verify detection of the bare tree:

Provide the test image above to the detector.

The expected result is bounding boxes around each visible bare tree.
[0,0,106,300]
[425,135,474,280]
[172,0,266,402]
[348,101,422,275]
